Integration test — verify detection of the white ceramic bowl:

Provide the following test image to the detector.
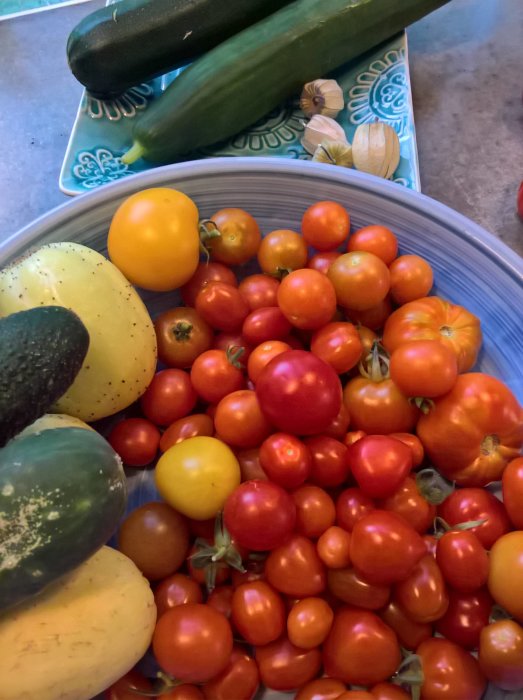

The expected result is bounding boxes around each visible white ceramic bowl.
[1,158,521,700]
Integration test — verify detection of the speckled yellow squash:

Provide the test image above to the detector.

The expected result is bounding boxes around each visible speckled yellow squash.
[0,242,157,421]
[0,546,156,700]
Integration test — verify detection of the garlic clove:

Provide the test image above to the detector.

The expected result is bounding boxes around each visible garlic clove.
[300,79,345,119]
[301,114,348,155]
[312,139,353,168]
[351,121,401,179]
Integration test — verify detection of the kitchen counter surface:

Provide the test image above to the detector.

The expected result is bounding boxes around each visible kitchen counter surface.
[0,0,522,255]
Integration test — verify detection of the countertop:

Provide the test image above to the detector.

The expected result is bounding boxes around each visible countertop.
[0,0,522,256]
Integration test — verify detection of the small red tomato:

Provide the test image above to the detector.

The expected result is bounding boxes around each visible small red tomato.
[287,597,334,649]
[502,456,523,529]
[190,348,245,404]
[327,567,390,610]
[277,268,338,331]
[370,683,410,700]
[206,585,234,619]
[231,580,286,646]
[259,433,311,489]
[323,403,351,439]
[380,476,436,534]
[388,432,425,467]
[380,599,432,650]
[307,250,342,275]
[108,417,160,467]
[205,207,261,266]
[347,224,398,265]
[479,619,523,691]
[141,369,197,426]
[236,447,268,482]
[223,480,296,551]
[105,670,153,700]
[214,390,273,449]
[310,322,363,374]
[389,339,459,398]
[195,282,249,332]
[394,554,449,623]
[304,435,350,488]
[343,430,367,447]
[435,588,493,649]
[436,530,489,593]
[417,637,486,700]
[344,296,393,332]
[213,331,252,363]
[242,306,292,345]
[336,487,375,531]
[154,573,203,616]
[160,414,214,452]
[301,200,350,250]
[247,340,291,383]
[438,488,511,549]
[203,646,259,700]
[317,526,352,569]
[295,678,347,700]
[292,484,336,539]
[164,685,205,700]
[348,435,413,499]
[154,306,214,369]
[255,636,322,691]
[181,262,238,307]
[238,273,280,310]
[265,534,327,597]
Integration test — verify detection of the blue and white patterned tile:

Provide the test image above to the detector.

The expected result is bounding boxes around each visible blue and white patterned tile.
[60,32,420,195]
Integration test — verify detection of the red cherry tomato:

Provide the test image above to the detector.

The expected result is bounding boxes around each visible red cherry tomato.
[436,530,489,592]
[154,573,203,617]
[164,685,205,700]
[417,637,486,700]
[295,678,347,700]
[370,683,410,700]
[195,282,249,332]
[287,596,334,649]
[255,636,322,691]
[389,339,459,398]
[345,296,393,332]
[307,250,342,275]
[388,255,433,305]
[328,251,390,311]
[479,619,523,691]
[238,273,280,310]
[380,599,433,651]
[231,580,286,646]
[380,476,436,534]
[347,224,398,264]
[336,487,375,532]
[304,435,350,488]
[255,350,342,436]
[247,340,291,383]
[301,200,351,251]
[223,480,296,551]
[292,484,336,538]
[327,567,390,610]
[502,456,523,529]
[265,534,327,597]
[214,390,272,449]
[348,435,413,499]
[206,585,234,619]
[323,403,351,439]
[438,488,511,549]
[310,322,363,374]
[160,414,214,452]
[236,447,268,482]
[259,433,312,489]
[181,262,238,307]
[242,306,292,345]
[213,331,252,363]
[108,417,160,467]
[323,608,401,686]
[394,554,449,624]
[190,348,245,404]
[388,432,425,467]
[105,670,153,700]
[277,269,337,331]
[343,430,367,447]
[140,369,197,426]
[202,646,259,700]
[435,588,493,649]
[317,526,352,569]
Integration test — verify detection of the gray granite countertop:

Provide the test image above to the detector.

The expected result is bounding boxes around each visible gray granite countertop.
[0,0,522,256]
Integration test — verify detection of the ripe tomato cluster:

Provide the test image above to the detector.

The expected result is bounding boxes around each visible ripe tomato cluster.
[106,200,523,700]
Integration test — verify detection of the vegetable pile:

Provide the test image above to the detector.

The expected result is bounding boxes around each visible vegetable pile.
[0,187,522,700]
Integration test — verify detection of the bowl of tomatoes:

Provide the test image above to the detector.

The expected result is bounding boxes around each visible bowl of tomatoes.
[1,157,522,700]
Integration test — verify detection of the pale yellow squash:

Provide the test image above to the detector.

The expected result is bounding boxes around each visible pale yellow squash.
[0,546,156,700]
[15,412,94,439]
[0,243,157,421]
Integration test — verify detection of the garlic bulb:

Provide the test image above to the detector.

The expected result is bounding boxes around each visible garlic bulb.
[351,122,400,179]
[300,79,344,118]
[301,115,348,155]
[312,139,353,168]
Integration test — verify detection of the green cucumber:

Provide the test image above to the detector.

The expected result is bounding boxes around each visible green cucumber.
[123,0,449,165]
[0,427,126,611]
[67,0,297,98]
[0,306,89,447]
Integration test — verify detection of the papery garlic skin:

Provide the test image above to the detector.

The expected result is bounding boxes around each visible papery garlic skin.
[312,139,353,167]
[351,122,400,179]
[300,79,345,118]
[301,115,348,155]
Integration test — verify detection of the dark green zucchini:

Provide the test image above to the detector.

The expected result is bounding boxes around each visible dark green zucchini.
[0,427,127,611]
[123,0,449,165]
[67,0,297,98]
[0,306,89,447]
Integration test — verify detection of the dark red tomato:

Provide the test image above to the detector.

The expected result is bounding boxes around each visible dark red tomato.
[435,588,493,649]
[348,435,413,499]
[336,487,375,532]
[154,573,203,616]
[370,683,410,700]
[256,350,343,436]
[265,534,327,597]
[438,488,511,549]
[164,685,205,700]
[301,200,351,251]
[277,268,338,331]
[436,530,489,592]
[231,580,286,645]
[388,432,425,468]
[502,456,523,529]
[292,484,336,538]
[242,306,292,345]
[417,638,486,700]
[255,636,322,691]
[214,390,273,449]
[310,322,363,374]
[323,403,351,439]
[295,678,347,700]
[343,430,367,447]
[108,417,160,467]
[317,526,352,569]
[140,369,197,426]
[247,340,291,383]
[259,433,312,489]
[238,274,280,311]
[160,414,214,452]
[327,567,390,610]
[207,585,234,619]
[155,306,214,369]
[105,670,153,700]
[307,251,342,275]
[190,349,245,404]
[223,480,296,551]
[350,510,426,585]
[304,435,350,488]
[395,555,449,624]
[213,331,252,364]
[181,262,238,307]
[323,608,401,686]
[188,517,216,540]
[380,599,432,650]
[479,619,523,691]
[380,477,436,534]
[153,604,233,683]
[203,646,259,700]
[195,282,250,332]
[236,447,268,482]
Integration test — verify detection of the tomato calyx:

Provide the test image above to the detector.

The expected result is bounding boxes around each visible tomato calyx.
[199,219,222,260]
[490,604,512,624]
[189,513,246,592]
[226,344,246,369]
[126,671,185,696]
[415,468,455,505]
[358,340,390,383]
[391,653,424,700]
[171,321,194,342]
[432,515,488,538]
[408,396,435,415]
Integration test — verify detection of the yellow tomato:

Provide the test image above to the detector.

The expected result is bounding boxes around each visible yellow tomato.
[155,436,241,520]
[107,187,200,292]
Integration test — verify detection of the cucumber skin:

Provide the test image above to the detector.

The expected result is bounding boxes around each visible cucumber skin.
[127,0,449,163]
[0,306,89,448]
[0,428,127,612]
[67,0,297,98]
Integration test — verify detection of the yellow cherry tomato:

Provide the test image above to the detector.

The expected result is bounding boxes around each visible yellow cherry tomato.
[155,436,241,520]
[108,187,200,292]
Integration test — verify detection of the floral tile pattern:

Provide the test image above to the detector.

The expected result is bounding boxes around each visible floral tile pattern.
[60,32,420,195]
